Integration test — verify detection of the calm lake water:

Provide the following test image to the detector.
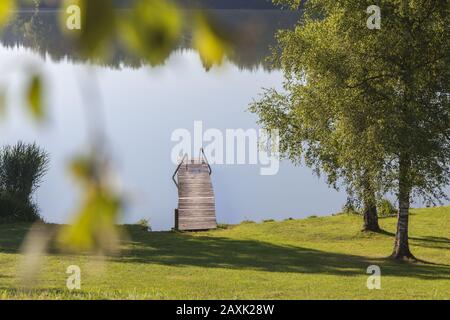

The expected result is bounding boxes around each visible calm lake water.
[4,10,442,230]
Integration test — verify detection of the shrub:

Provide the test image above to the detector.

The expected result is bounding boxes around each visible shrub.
[0,142,49,201]
[0,142,49,222]
[137,218,151,231]
[0,192,42,223]
[263,219,275,223]
[378,199,397,217]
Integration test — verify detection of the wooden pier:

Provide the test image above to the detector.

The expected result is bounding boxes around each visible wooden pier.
[172,149,217,231]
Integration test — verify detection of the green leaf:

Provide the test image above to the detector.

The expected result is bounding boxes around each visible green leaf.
[58,187,122,252]
[59,155,123,253]
[120,0,182,66]
[193,14,230,69]
[60,0,116,58]
[0,0,15,28]
[26,75,44,121]
[70,156,95,183]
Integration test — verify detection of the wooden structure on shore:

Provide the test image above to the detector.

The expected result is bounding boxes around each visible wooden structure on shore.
[172,149,217,231]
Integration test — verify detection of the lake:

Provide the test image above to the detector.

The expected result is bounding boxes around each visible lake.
[0,10,354,230]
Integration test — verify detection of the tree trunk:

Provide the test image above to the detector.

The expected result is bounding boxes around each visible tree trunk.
[391,155,416,261]
[362,190,380,232]
[361,173,380,232]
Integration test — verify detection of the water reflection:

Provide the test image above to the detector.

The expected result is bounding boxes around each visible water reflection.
[1,10,301,70]
[0,10,348,230]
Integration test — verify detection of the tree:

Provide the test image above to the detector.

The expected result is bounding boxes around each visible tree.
[250,1,385,232]
[251,0,449,260]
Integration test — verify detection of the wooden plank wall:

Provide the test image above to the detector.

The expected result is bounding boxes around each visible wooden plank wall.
[176,160,217,231]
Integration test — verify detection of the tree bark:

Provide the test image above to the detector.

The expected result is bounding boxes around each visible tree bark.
[362,190,380,232]
[391,155,416,261]
[363,175,381,232]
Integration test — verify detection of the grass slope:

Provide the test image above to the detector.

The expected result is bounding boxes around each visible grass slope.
[0,206,449,299]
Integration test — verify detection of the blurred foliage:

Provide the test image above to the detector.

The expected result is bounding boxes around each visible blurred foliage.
[1,9,298,71]
[0,0,15,27]
[26,74,44,121]
[120,0,182,66]
[193,14,230,69]
[0,0,231,254]
[58,154,123,253]
[0,89,6,117]
[60,0,116,57]
[58,0,230,66]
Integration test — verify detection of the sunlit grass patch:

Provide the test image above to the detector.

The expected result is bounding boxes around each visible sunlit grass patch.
[0,206,448,299]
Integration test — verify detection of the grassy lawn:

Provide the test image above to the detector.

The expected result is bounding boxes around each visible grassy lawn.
[0,206,449,299]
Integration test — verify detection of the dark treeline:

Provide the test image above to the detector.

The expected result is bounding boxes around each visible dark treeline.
[1,10,300,70]
[17,0,282,10]
[175,0,281,9]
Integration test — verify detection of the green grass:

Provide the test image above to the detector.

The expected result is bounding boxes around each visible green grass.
[0,206,449,299]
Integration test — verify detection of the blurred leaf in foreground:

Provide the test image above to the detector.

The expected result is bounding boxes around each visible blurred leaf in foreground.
[0,88,6,118]
[0,0,15,28]
[26,74,45,121]
[60,0,116,58]
[20,223,55,288]
[120,0,182,66]
[58,155,123,253]
[193,14,231,69]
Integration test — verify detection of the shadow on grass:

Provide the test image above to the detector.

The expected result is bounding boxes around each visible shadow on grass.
[409,236,450,251]
[0,223,30,253]
[378,229,450,251]
[1,224,449,280]
[113,226,450,280]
